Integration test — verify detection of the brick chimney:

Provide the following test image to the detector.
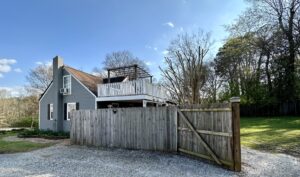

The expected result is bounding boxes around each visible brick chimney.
[53,56,64,132]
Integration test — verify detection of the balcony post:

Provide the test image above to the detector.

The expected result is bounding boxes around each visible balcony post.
[107,69,110,83]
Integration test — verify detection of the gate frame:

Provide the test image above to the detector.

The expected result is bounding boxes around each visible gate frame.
[230,97,241,171]
[176,97,241,172]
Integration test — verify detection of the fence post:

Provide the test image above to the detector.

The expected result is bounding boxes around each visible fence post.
[230,97,241,172]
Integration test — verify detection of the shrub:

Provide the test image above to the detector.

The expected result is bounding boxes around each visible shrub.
[10,116,39,128]
[18,129,69,139]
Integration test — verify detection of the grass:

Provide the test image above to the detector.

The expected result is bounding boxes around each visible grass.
[0,131,53,154]
[240,116,300,157]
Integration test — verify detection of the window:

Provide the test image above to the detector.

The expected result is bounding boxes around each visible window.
[63,75,71,95]
[48,104,53,120]
[67,102,76,120]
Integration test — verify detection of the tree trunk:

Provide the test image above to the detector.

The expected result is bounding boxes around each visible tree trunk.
[265,52,272,95]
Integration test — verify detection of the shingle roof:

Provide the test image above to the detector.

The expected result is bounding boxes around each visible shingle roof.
[64,66,102,95]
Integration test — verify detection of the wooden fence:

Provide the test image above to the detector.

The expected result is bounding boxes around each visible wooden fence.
[70,98,241,171]
[241,100,300,117]
[71,106,177,151]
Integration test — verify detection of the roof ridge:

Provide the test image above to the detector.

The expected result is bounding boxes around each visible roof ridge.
[64,65,101,79]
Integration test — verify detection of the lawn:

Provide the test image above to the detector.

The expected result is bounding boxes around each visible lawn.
[0,131,52,154]
[240,116,300,157]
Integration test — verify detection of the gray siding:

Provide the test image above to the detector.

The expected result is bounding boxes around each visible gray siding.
[39,83,56,131]
[61,69,96,131]
[39,68,96,132]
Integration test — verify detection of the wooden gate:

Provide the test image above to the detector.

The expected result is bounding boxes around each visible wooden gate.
[70,98,241,171]
[177,98,241,171]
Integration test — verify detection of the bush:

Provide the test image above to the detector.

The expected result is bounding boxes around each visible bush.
[10,117,39,128]
[18,129,69,139]
[0,129,26,136]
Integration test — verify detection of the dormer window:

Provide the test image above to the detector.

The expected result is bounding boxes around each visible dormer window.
[62,75,71,95]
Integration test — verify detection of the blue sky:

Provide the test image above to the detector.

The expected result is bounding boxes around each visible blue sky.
[0,0,248,94]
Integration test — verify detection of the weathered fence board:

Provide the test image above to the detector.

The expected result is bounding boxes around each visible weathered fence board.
[71,107,178,151]
[177,103,234,169]
[70,99,241,171]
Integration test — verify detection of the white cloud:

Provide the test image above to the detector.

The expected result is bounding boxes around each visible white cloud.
[35,61,52,66]
[45,61,52,66]
[0,86,25,97]
[164,22,175,28]
[145,61,152,66]
[162,50,169,55]
[145,45,159,53]
[91,72,100,76]
[0,65,11,73]
[146,45,158,51]
[0,59,16,65]
[0,58,17,77]
[0,73,3,78]
[14,68,22,73]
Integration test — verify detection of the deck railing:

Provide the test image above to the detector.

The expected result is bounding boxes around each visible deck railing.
[97,79,168,99]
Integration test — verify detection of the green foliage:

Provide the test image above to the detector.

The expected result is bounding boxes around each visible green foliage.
[241,117,300,157]
[10,116,38,128]
[218,0,300,103]
[18,129,69,139]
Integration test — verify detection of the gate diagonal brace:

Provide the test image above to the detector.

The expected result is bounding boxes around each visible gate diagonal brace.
[177,109,222,165]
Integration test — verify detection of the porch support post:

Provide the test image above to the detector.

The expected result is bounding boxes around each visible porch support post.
[142,100,147,107]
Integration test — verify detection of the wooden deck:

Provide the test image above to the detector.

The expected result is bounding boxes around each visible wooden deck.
[97,79,169,101]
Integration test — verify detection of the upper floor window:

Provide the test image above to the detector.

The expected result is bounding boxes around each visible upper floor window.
[62,75,71,95]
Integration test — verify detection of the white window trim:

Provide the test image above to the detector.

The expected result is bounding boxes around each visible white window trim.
[63,75,72,95]
[49,103,54,120]
[67,102,76,121]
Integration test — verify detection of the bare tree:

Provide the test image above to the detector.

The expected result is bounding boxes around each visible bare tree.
[26,64,53,94]
[201,62,224,103]
[159,31,213,104]
[93,50,149,77]
[104,50,148,69]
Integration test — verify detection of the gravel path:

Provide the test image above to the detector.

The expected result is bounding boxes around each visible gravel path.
[0,144,299,177]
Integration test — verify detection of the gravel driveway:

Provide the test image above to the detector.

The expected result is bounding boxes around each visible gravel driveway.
[0,143,299,177]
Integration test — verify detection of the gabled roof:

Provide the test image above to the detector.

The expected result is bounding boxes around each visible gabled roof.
[64,66,102,95]
[39,81,53,101]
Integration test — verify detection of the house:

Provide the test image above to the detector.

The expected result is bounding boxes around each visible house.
[39,56,170,132]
